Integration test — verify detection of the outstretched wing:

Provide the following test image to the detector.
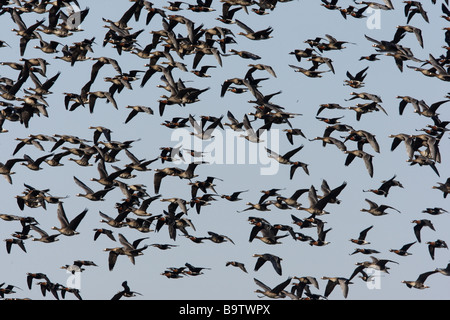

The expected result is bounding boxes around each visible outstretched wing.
[73,176,94,194]
[69,208,88,230]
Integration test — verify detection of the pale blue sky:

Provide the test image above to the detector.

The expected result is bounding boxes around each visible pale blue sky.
[1,0,449,300]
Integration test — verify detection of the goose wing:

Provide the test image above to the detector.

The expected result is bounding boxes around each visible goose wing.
[73,176,94,194]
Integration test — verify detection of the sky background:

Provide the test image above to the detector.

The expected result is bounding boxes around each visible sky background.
[0,0,449,300]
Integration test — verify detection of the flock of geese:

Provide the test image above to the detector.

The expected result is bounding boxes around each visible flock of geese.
[0,0,450,300]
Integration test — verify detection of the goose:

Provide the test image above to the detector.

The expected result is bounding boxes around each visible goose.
[73,176,114,201]
[309,136,347,152]
[51,202,87,236]
[235,19,273,40]
[99,210,128,228]
[253,253,283,275]
[21,153,54,171]
[30,224,61,243]
[346,130,380,153]
[216,2,242,24]
[309,220,332,247]
[350,225,373,245]
[402,271,438,289]
[131,195,161,216]
[93,228,116,242]
[344,150,374,177]
[189,114,222,140]
[289,64,331,78]
[9,9,45,56]
[422,207,448,215]
[412,219,435,243]
[426,240,448,260]
[435,263,450,276]
[363,175,404,197]
[355,256,399,274]
[321,276,353,299]
[111,281,142,300]
[394,25,423,48]
[361,199,401,216]
[87,90,118,113]
[184,262,211,276]
[389,241,416,256]
[226,261,248,273]
[344,66,369,88]
[4,238,27,254]
[265,145,304,165]
[240,114,271,143]
[254,277,292,299]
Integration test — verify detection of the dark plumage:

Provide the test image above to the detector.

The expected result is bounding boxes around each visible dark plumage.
[0,0,447,302]
[412,219,435,243]
[253,253,283,275]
